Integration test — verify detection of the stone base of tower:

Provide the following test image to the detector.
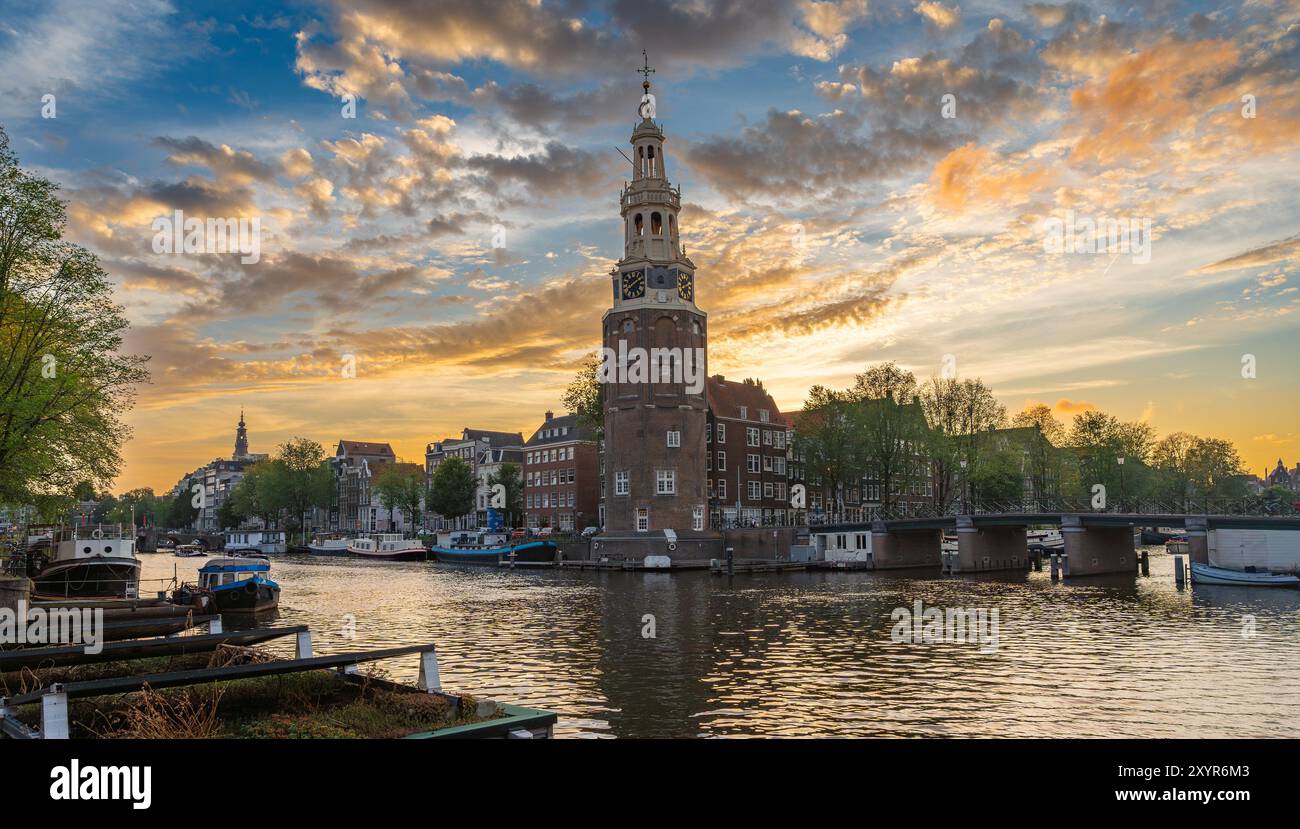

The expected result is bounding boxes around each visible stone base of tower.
[590,530,722,564]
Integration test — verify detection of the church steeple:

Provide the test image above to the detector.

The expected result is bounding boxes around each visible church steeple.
[233,409,249,459]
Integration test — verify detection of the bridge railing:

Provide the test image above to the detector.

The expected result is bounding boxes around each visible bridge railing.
[806,496,1297,525]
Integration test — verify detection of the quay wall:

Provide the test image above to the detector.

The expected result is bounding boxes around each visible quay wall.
[0,575,31,614]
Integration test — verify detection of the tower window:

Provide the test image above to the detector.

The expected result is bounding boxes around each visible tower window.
[622,319,634,334]
[634,214,644,236]
[669,215,676,238]
[647,145,657,176]
[651,212,663,235]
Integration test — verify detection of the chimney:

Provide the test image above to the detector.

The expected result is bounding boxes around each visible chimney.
[545,410,553,421]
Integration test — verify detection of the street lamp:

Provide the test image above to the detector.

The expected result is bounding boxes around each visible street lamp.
[1117,456,1126,511]
[959,458,968,514]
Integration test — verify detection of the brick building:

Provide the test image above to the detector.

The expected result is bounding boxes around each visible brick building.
[706,377,790,527]
[425,428,524,530]
[523,411,600,531]
[334,440,396,531]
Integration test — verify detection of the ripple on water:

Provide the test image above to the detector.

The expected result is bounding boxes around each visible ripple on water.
[141,549,1300,738]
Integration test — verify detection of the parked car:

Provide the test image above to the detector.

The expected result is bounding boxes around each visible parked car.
[535,526,553,537]
[580,526,600,538]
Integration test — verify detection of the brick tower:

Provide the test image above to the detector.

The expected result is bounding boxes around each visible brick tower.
[600,55,711,553]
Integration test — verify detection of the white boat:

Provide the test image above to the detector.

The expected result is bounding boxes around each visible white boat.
[941,533,957,553]
[1191,562,1300,587]
[1165,538,1190,554]
[33,524,141,600]
[174,543,207,558]
[346,533,426,561]
[1026,528,1064,551]
[307,532,351,557]
[224,530,287,555]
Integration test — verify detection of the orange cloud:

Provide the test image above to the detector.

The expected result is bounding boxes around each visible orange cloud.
[1054,398,1097,414]
[929,143,1051,213]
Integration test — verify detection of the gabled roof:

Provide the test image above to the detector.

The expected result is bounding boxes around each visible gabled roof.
[706,375,782,422]
[525,413,596,446]
[337,440,396,457]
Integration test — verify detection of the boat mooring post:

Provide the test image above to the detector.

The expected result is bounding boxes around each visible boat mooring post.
[417,647,441,692]
[296,628,313,659]
[1174,554,1185,589]
[1050,553,1059,581]
[726,546,734,576]
[1140,550,1149,576]
[41,684,69,739]
[1061,553,1069,577]
[208,615,222,634]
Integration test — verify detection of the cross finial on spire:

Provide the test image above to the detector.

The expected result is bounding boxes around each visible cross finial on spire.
[639,49,655,91]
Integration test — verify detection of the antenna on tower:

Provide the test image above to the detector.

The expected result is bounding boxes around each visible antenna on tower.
[638,50,655,90]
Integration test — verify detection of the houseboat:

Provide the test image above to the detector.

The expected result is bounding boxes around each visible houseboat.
[190,556,280,613]
[346,533,427,561]
[430,530,558,566]
[174,543,207,557]
[1165,536,1190,555]
[307,532,352,556]
[1026,528,1064,552]
[224,530,287,555]
[32,524,141,600]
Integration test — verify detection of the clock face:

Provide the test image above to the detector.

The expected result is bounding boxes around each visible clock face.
[621,269,645,299]
[677,271,693,301]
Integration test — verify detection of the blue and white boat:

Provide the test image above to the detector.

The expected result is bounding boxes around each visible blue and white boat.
[1191,561,1300,588]
[430,538,558,566]
[192,556,281,612]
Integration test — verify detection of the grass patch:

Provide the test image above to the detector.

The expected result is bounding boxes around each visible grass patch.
[6,658,500,738]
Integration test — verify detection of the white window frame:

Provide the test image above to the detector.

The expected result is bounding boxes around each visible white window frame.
[656,469,676,495]
[615,470,630,496]
[636,507,649,532]
[667,430,681,448]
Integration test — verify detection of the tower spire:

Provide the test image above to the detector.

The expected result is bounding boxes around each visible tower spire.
[638,49,655,92]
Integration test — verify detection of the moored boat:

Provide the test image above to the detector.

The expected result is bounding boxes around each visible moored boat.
[32,524,141,600]
[1190,561,1300,587]
[186,556,281,612]
[430,539,558,566]
[1165,537,1190,554]
[346,533,426,561]
[225,530,287,555]
[1026,528,1064,551]
[307,532,352,556]
[174,543,207,557]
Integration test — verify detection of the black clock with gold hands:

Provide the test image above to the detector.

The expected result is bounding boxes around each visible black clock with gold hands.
[677,270,693,301]
[621,269,645,299]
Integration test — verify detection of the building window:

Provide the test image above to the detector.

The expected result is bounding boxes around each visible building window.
[656,469,676,495]
[739,406,748,419]
[667,430,681,448]
[763,430,772,446]
[747,454,760,473]
[764,482,774,499]
[706,452,712,471]
[717,479,726,500]
[716,451,726,471]
[717,423,725,443]
[759,409,769,422]
[692,506,704,531]
[748,481,761,500]
[706,423,711,443]
[747,427,759,447]
[636,508,649,532]
[615,471,629,496]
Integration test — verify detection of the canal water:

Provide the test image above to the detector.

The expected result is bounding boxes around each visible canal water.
[141,549,1300,738]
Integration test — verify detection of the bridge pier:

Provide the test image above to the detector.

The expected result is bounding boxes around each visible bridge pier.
[953,517,1027,572]
[1185,515,1209,565]
[1060,515,1134,576]
[871,523,942,570]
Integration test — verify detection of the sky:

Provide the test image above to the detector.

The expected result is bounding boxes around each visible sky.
[0,0,1297,493]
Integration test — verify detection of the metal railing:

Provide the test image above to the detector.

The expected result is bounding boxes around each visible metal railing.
[806,497,1298,525]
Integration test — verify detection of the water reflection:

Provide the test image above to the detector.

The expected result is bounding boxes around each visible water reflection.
[142,549,1300,738]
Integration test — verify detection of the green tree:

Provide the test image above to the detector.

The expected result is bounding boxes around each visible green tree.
[166,489,198,530]
[230,460,289,527]
[276,437,329,542]
[915,379,1003,509]
[850,363,929,513]
[0,127,150,502]
[487,462,524,528]
[427,456,475,525]
[793,385,862,518]
[561,351,603,441]
[374,463,425,531]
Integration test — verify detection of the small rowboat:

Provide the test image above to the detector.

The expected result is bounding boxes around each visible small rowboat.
[1191,562,1300,587]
